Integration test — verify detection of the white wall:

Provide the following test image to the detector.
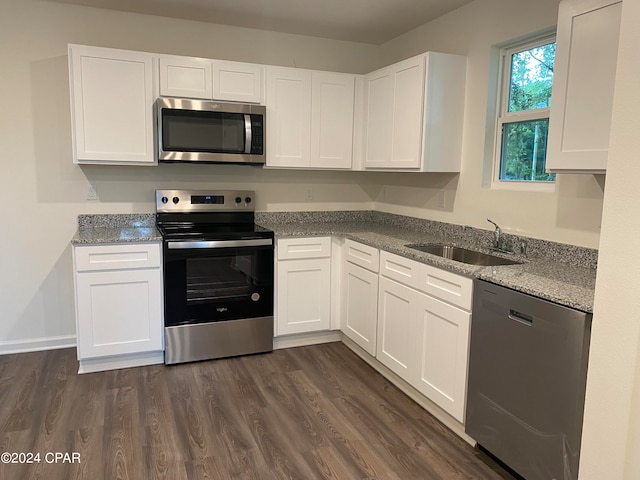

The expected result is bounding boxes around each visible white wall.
[579,0,640,477]
[2,0,637,476]
[370,0,604,248]
[0,0,381,350]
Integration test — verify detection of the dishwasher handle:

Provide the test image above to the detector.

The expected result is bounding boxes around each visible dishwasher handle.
[508,309,534,326]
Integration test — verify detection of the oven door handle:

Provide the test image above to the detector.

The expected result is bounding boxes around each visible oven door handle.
[166,238,273,249]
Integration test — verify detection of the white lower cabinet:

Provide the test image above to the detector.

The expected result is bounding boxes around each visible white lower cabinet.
[276,237,332,335]
[73,242,164,373]
[341,242,379,356]
[413,292,471,422]
[376,250,473,422]
[376,275,416,378]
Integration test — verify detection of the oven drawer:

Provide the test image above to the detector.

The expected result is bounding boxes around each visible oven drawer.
[277,236,332,260]
[74,243,161,272]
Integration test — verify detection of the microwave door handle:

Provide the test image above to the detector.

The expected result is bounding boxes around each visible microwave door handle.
[244,114,252,154]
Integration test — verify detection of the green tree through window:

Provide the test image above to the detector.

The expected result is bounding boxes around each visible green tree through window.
[497,39,556,183]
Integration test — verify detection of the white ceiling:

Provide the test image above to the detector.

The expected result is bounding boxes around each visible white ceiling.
[48,0,474,44]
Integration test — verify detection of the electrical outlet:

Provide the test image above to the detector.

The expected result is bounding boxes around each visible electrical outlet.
[87,184,97,201]
[305,187,313,200]
[438,190,446,208]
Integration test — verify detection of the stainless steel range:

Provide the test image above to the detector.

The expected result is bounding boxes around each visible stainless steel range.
[155,189,274,365]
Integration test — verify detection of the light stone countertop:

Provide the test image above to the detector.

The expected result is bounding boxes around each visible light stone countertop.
[71,214,162,244]
[256,215,597,314]
[71,211,597,313]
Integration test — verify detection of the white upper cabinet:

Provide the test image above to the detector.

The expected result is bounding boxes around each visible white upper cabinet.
[266,67,313,168]
[159,55,212,99]
[311,72,355,169]
[213,60,264,104]
[363,52,466,172]
[364,57,423,169]
[266,66,356,169]
[547,0,622,173]
[159,56,263,103]
[68,44,156,165]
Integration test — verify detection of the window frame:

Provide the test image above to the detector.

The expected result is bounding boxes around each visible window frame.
[491,33,556,192]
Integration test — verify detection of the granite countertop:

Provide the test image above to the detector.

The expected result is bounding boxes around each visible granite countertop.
[71,214,162,244]
[71,211,597,313]
[256,215,597,314]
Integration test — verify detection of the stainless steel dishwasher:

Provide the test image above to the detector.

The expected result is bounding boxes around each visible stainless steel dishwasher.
[466,280,592,480]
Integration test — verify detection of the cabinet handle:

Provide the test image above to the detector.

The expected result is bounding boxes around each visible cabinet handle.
[508,309,533,326]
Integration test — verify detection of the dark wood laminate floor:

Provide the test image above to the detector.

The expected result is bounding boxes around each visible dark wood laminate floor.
[0,342,515,480]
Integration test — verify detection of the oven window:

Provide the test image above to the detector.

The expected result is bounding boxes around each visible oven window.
[162,110,246,153]
[186,255,253,302]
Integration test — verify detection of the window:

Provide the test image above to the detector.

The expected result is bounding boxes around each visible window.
[493,35,556,189]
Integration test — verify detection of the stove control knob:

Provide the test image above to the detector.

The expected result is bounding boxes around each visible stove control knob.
[235,196,242,204]
[172,196,179,204]
[161,196,168,204]
[245,197,252,204]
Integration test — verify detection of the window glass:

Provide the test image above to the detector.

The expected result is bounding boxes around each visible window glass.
[494,37,556,186]
[500,119,554,182]
[508,43,555,113]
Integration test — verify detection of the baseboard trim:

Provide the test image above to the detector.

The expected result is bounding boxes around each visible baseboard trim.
[0,335,77,355]
[78,350,164,374]
[274,330,342,350]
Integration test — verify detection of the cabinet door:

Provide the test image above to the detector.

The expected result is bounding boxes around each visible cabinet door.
[413,293,471,422]
[389,56,425,169]
[311,72,355,169]
[75,268,163,358]
[69,45,155,165]
[376,276,417,379]
[265,67,312,167]
[364,56,425,169]
[213,60,264,104]
[159,55,212,99]
[342,262,378,355]
[276,258,331,335]
[363,66,394,168]
[547,0,622,173]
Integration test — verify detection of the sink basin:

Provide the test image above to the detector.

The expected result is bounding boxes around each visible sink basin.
[406,244,522,266]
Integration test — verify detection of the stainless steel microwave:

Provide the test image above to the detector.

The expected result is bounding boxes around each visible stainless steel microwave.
[156,98,265,165]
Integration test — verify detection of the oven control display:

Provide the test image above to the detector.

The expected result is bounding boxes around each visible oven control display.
[191,195,224,205]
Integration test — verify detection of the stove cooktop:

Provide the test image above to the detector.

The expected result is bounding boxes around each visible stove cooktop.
[155,189,272,242]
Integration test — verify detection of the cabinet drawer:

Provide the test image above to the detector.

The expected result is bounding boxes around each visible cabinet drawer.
[344,239,379,273]
[277,236,331,260]
[75,243,161,272]
[380,250,473,310]
[418,265,473,311]
[379,250,422,289]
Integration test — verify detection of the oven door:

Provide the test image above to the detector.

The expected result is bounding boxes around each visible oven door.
[163,238,274,327]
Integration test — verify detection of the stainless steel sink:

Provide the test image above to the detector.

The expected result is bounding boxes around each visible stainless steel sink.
[406,244,522,266]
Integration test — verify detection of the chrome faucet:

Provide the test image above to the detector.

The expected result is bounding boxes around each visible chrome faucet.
[487,219,501,249]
